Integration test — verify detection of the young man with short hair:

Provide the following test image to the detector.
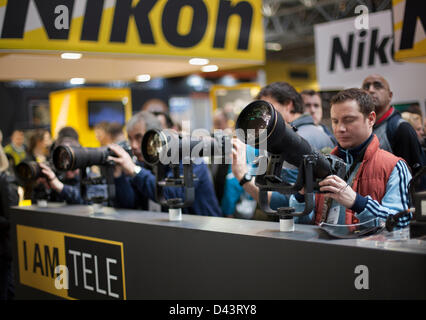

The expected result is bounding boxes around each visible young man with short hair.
[291,88,412,228]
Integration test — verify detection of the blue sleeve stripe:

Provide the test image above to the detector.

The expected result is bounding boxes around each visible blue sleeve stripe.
[396,161,405,210]
[365,200,388,219]
[366,197,411,224]
[396,161,409,210]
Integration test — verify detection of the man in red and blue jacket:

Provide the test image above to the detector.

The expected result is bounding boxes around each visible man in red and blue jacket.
[291,88,412,229]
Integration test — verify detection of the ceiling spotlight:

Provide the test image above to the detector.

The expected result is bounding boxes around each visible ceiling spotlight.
[262,2,279,17]
[69,78,85,85]
[136,74,151,82]
[189,58,209,66]
[201,65,219,72]
[186,75,204,88]
[301,0,317,8]
[265,42,282,51]
[61,53,82,60]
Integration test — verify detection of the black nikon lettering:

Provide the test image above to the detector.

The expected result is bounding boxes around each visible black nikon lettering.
[399,0,426,50]
[109,0,157,44]
[329,34,353,72]
[368,29,390,66]
[1,0,255,51]
[329,28,391,71]
[162,0,208,48]
[1,0,74,39]
[356,30,367,68]
[213,0,253,50]
[81,0,104,41]
[1,0,30,38]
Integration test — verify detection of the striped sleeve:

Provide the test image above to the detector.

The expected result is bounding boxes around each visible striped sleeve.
[354,160,412,228]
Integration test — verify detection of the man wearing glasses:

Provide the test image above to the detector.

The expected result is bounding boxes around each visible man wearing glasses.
[361,74,425,189]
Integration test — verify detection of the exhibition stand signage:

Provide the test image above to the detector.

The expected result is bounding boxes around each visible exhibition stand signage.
[314,10,426,112]
[0,0,264,63]
[16,224,126,300]
[392,0,426,63]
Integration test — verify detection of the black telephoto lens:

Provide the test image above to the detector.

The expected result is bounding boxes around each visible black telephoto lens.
[15,161,43,182]
[235,100,335,179]
[52,145,110,171]
[141,129,168,166]
[236,100,312,166]
[141,129,232,166]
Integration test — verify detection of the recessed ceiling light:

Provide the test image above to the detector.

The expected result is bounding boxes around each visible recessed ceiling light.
[265,42,282,51]
[70,78,85,85]
[61,53,82,60]
[136,74,151,82]
[201,65,219,72]
[189,58,209,66]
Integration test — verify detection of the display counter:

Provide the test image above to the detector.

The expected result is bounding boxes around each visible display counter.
[10,204,426,300]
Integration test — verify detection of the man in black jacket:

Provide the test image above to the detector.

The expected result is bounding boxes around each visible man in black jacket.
[362,74,426,190]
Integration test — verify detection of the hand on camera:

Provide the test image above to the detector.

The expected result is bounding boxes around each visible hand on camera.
[39,162,63,193]
[231,138,248,181]
[107,144,136,178]
[319,175,357,208]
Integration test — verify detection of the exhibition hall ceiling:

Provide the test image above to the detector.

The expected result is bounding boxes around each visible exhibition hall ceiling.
[0,52,258,82]
[264,0,392,62]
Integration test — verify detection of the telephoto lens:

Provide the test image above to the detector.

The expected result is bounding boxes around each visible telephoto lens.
[52,143,135,171]
[141,129,231,167]
[235,99,337,180]
[235,100,313,166]
[52,145,111,171]
[141,129,169,166]
[15,161,44,182]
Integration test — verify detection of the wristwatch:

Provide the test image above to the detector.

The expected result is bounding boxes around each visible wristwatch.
[132,165,142,177]
[239,172,252,186]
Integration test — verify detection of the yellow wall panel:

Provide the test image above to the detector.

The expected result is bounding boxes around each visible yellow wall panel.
[50,88,132,147]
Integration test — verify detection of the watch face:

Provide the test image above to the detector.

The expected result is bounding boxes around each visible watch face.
[244,173,252,180]
[134,166,142,175]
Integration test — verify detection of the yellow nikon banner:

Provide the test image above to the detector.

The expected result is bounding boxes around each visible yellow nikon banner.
[392,0,426,63]
[0,0,264,63]
[16,225,126,300]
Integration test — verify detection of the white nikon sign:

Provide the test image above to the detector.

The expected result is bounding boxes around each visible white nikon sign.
[314,10,426,111]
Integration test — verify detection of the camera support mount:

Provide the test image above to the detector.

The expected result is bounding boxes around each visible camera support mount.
[257,153,345,231]
[154,159,197,221]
